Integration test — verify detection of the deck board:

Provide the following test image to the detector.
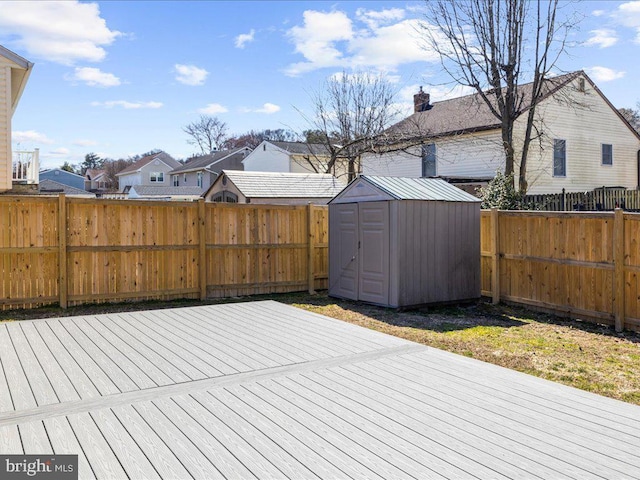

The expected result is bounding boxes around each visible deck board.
[0,425,22,454]
[45,416,96,480]
[1,300,640,480]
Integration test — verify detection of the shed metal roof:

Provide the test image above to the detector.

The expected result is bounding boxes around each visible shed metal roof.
[218,170,346,198]
[333,176,481,203]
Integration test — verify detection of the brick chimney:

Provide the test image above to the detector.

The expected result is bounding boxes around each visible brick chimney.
[414,86,430,113]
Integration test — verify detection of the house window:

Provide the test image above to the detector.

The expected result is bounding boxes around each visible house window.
[602,144,613,166]
[553,139,566,177]
[172,175,179,186]
[197,172,203,188]
[183,173,187,183]
[150,172,164,182]
[421,143,436,177]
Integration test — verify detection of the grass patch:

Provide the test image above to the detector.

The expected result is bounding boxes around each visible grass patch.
[1,291,639,405]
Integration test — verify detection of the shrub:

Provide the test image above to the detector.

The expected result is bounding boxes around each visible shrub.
[480,172,533,210]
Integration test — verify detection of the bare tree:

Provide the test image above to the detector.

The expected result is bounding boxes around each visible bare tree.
[223,129,299,149]
[619,105,640,133]
[183,115,228,155]
[421,0,578,192]
[302,71,400,181]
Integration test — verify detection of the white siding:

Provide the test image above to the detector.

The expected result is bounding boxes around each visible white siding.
[363,130,504,179]
[517,77,640,194]
[243,143,290,172]
[0,65,10,191]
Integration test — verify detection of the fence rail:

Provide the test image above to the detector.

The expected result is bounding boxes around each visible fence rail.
[481,208,640,332]
[0,196,328,309]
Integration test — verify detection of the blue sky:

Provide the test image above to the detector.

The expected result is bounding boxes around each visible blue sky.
[2,0,640,169]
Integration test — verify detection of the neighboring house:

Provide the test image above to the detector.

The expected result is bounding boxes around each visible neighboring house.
[38,179,95,198]
[116,151,181,192]
[364,71,640,194]
[169,147,251,192]
[40,168,85,190]
[0,45,34,192]
[128,185,203,201]
[203,170,346,205]
[85,169,110,191]
[243,141,351,178]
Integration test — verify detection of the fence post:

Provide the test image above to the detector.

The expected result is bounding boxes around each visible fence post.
[307,203,316,294]
[614,208,625,332]
[58,194,67,309]
[198,199,207,301]
[491,208,500,304]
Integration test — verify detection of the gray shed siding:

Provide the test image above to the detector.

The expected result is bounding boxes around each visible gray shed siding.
[329,176,480,308]
[394,200,480,306]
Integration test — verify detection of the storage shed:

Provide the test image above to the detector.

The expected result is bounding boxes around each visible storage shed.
[329,176,481,308]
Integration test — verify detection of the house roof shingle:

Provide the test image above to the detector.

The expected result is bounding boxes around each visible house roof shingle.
[269,141,331,157]
[387,71,583,140]
[171,147,250,174]
[38,179,94,196]
[214,170,346,198]
[85,169,107,180]
[116,152,181,176]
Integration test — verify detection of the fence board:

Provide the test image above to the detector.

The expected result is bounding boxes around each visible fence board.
[1,197,330,310]
[482,209,640,332]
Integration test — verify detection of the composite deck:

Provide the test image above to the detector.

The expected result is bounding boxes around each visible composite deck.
[0,300,639,479]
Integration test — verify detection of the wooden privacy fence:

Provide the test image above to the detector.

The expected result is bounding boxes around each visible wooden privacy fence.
[0,196,328,309]
[481,208,640,332]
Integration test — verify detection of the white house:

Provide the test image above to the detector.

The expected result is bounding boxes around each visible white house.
[364,72,640,194]
[243,141,352,178]
[203,170,346,205]
[0,45,34,192]
[169,147,250,192]
[116,151,181,192]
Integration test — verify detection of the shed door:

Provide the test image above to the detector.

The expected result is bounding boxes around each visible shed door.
[358,202,390,305]
[329,203,359,300]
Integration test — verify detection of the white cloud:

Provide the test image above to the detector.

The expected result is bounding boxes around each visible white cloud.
[614,1,640,42]
[285,9,440,76]
[585,66,625,82]
[584,29,618,48]
[0,1,120,65]
[235,29,255,48]
[356,8,405,29]
[48,147,70,156]
[198,103,228,114]
[68,66,121,87]
[349,19,439,69]
[73,139,98,147]
[592,10,605,17]
[12,130,54,145]
[286,10,354,75]
[174,64,209,86]
[91,100,163,109]
[240,103,281,114]
[255,103,281,114]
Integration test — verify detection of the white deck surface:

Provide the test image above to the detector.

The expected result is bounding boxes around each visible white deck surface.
[1,300,639,479]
